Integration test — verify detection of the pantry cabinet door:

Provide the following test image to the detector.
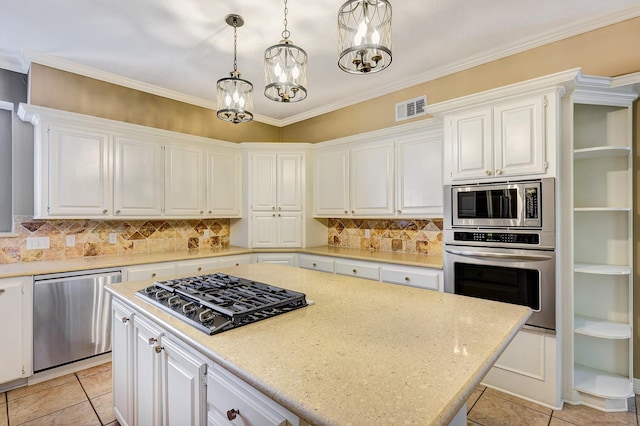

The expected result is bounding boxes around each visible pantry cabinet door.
[449,108,493,181]
[350,141,394,215]
[277,212,303,248]
[113,136,164,217]
[396,136,443,216]
[165,142,205,217]
[276,153,303,211]
[250,153,277,211]
[493,96,545,177]
[47,123,112,216]
[251,213,278,247]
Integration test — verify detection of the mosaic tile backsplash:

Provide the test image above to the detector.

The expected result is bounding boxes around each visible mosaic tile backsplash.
[0,216,231,264]
[327,218,443,255]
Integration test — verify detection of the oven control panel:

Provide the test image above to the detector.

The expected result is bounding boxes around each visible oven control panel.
[453,231,540,245]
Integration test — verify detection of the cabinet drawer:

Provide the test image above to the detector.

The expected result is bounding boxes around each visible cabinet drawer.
[380,266,441,291]
[175,258,219,275]
[298,255,335,273]
[207,365,297,426]
[125,263,176,281]
[217,254,253,268]
[335,260,379,280]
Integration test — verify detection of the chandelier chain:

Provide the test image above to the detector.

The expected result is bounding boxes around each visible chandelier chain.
[282,0,290,40]
[232,19,238,72]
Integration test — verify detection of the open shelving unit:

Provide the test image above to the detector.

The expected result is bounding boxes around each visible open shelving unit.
[567,95,635,411]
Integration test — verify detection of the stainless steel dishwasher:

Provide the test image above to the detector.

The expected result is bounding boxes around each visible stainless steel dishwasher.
[33,268,122,372]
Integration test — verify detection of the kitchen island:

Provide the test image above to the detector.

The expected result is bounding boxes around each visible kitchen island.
[106,263,530,425]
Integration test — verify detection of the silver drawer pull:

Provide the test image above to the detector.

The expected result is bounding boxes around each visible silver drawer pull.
[0,289,5,295]
[148,337,157,345]
[121,316,129,324]
[352,269,357,274]
[227,409,240,420]
[404,276,410,282]
[154,345,164,353]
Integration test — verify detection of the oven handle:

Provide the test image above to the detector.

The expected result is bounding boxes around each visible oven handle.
[445,249,553,261]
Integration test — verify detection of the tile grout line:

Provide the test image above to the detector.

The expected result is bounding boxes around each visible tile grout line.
[75,372,106,425]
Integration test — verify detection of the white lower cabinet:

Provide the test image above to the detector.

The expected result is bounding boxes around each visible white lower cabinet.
[380,264,442,291]
[217,254,253,268]
[176,258,220,276]
[482,328,559,409]
[133,315,163,426]
[255,253,297,266]
[112,299,134,426]
[334,259,380,281]
[0,276,32,385]
[124,263,177,282]
[298,254,335,273]
[251,212,303,248]
[207,364,299,426]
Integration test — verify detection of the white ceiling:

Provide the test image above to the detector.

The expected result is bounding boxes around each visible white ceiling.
[1,0,640,126]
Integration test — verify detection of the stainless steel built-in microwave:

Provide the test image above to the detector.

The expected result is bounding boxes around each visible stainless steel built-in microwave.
[445,178,554,230]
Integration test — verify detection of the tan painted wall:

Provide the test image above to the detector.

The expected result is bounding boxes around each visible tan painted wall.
[282,16,640,142]
[29,64,281,143]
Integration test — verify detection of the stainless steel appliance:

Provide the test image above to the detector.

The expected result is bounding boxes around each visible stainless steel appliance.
[444,178,556,330]
[33,268,121,372]
[136,272,308,335]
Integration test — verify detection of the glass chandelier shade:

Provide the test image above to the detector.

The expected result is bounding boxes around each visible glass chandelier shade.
[264,40,308,102]
[216,15,254,124]
[338,0,392,74]
[264,0,308,103]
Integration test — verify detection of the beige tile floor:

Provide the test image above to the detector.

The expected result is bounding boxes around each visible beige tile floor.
[0,361,637,425]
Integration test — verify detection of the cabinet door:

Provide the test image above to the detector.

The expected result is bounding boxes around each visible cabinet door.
[277,212,303,247]
[449,109,493,181]
[217,254,253,268]
[314,147,349,216]
[396,136,443,216]
[161,335,207,426]
[112,300,134,426]
[0,278,29,384]
[113,136,164,217]
[493,96,545,177]
[350,141,394,215]
[207,149,241,217]
[133,316,163,426]
[277,153,303,211]
[47,123,111,216]
[176,258,219,276]
[165,142,205,217]
[250,153,277,211]
[125,263,176,281]
[251,213,278,248]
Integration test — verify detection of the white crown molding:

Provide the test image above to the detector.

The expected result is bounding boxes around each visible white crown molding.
[10,4,640,127]
[23,50,280,127]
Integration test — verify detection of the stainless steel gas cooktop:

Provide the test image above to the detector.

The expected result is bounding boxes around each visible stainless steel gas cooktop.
[136,272,307,335]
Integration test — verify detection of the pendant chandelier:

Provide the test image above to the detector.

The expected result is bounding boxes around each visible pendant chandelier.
[338,0,392,74]
[264,0,308,103]
[216,14,254,124]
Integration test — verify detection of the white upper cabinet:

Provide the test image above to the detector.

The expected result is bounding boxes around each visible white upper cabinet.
[113,135,164,217]
[206,148,241,217]
[447,95,546,182]
[314,121,443,218]
[314,147,350,216]
[164,142,205,217]
[250,152,302,212]
[395,132,443,216]
[20,104,240,220]
[46,123,112,217]
[350,140,394,216]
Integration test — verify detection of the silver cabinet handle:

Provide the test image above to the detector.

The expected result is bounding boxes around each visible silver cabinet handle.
[495,169,503,175]
[121,316,129,324]
[227,409,240,420]
[404,276,411,282]
[485,170,492,176]
[344,210,348,214]
[102,209,108,214]
[208,210,212,214]
[445,249,553,261]
[197,267,202,272]
[0,289,5,295]
[352,269,357,274]
[148,337,157,345]
[312,263,317,267]
[115,210,121,214]
[154,345,164,353]
[151,273,157,278]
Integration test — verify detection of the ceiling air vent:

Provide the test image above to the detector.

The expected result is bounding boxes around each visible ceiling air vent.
[395,95,427,122]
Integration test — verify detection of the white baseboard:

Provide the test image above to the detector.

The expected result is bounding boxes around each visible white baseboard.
[633,378,640,395]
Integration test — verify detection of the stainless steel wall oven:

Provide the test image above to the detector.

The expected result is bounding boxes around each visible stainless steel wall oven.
[443,178,556,330]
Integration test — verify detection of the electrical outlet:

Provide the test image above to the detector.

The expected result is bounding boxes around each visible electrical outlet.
[203,229,210,238]
[364,229,371,238]
[26,237,50,250]
[109,233,117,244]
[66,235,76,247]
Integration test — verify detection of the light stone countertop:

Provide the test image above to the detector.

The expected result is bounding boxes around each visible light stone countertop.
[106,263,530,426]
[0,246,443,279]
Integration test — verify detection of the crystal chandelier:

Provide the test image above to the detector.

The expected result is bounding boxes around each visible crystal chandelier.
[217,14,254,124]
[264,0,308,102]
[338,0,392,74]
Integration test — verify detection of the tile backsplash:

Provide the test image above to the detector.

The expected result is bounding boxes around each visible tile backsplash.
[0,215,231,264]
[327,218,443,255]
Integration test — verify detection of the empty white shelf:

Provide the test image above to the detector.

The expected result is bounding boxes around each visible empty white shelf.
[574,146,631,159]
[574,263,630,275]
[574,315,631,339]
[574,365,633,399]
